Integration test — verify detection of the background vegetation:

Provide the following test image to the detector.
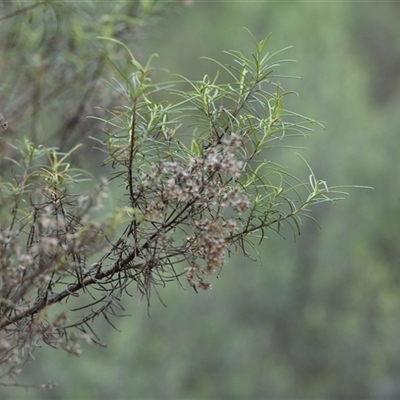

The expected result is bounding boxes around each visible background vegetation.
[1,1,400,399]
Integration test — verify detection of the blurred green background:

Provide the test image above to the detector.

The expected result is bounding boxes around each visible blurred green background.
[1,1,400,399]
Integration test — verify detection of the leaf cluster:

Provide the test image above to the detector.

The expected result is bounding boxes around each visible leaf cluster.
[0,24,354,387]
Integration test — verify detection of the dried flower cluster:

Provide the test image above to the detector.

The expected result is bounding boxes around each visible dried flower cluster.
[137,135,247,290]
[0,164,114,385]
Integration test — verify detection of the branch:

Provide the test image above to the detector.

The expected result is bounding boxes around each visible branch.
[0,1,48,23]
[0,252,143,331]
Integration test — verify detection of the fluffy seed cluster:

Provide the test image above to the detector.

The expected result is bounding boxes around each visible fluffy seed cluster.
[136,135,247,291]
[0,179,111,383]
[163,136,247,210]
